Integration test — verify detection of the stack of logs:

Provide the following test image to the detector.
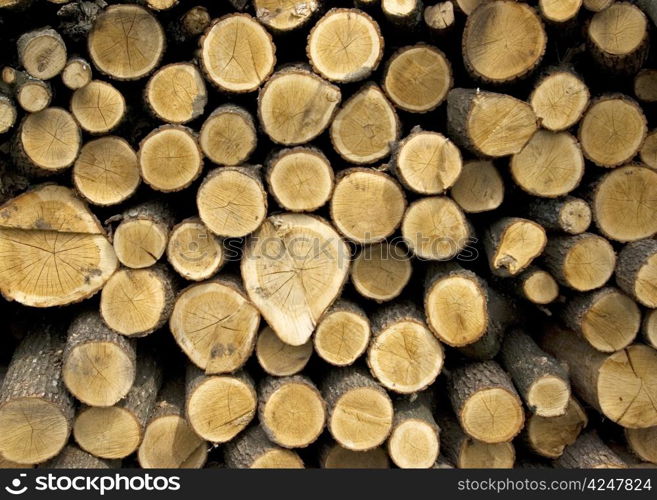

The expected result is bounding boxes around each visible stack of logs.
[1,0,657,469]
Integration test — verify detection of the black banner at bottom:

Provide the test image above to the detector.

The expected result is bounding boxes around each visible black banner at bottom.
[0,469,654,499]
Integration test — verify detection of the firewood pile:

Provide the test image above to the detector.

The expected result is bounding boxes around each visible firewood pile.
[0,0,656,469]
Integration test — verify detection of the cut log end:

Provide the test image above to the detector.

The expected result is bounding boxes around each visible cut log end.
[71,80,125,134]
[199,105,257,167]
[100,267,174,337]
[521,269,559,305]
[138,415,207,469]
[530,71,589,131]
[266,147,334,212]
[73,137,140,206]
[526,398,588,458]
[634,69,657,103]
[61,57,92,90]
[402,196,470,260]
[74,406,141,459]
[167,218,224,282]
[197,167,267,238]
[640,130,657,169]
[139,126,203,193]
[307,9,383,83]
[88,5,165,80]
[388,419,439,469]
[383,44,452,113]
[186,373,256,443]
[200,14,275,93]
[256,327,312,376]
[0,398,70,464]
[255,0,319,32]
[330,83,399,164]
[510,130,584,198]
[463,1,546,83]
[260,377,326,448]
[351,243,412,302]
[18,28,67,80]
[113,219,168,269]
[461,387,524,443]
[451,160,504,214]
[527,375,571,418]
[580,96,647,168]
[170,280,259,374]
[539,0,582,23]
[16,79,52,113]
[146,63,207,124]
[593,165,657,242]
[331,169,406,244]
[625,427,657,464]
[315,302,370,367]
[259,68,340,146]
[392,130,461,194]
[486,218,547,277]
[242,214,349,346]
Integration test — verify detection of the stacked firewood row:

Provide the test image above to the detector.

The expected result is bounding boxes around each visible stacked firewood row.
[0,0,656,469]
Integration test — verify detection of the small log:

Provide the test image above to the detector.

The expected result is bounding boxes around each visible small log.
[391,128,461,194]
[447,360,524,443]
[450,160,504,214]
[579,96,647,168]
[138,380,207,469]
[258,375,326,448]
[524,398,588,459]
[447,88,538,157]
[541,325,657,428]
[224,426,304,468]
[388,393,440,469]
[0,94,17,134]
[71,80,125,134]
[166,217,225,282]
[0,326,74,464]
[539,0,582,23]
[541,233,616,291]
[256,327,313,377]
[330,168,406,244]
[170,277,260,374]
[169,6,211,44]
[642,309,657,349]
[255,0,319,32]
[307,9,383,83]
[61,57,92,90]
[322,367,393,451]
[15,107,81,174]
[382,0,422,27]
[615,239,657,307]
[368,302,444,393]
[197,166,267,238]
[625,427,657,465]
[560,287,640,352]
[402,196,472,260]
[100,266,175,338]
[63,310,136,407]
[423,2,456,35]
[557,432,626,468]
[139,125,203,192]
[510,130,584,198]
[259,67,341,146]
[436,411,515,468]
[199,105,257,167]
[507,266,559,305]
[530,69,589,132]
[634,69,657,103]
[590,164,657,242]
[314,300,371,367]
[18,28,67,80]
[500,328,570,417]
[485,217,547,277]
[351,242,412,302]
[462,1,546,83]
[241,214,350,346]
[145,63,207,124]
[199,14,275,93]
[383,44,452,113]
[185,367,256,443]
[88,4,165,80]
[73,136,141,206]
[73,354,162,459]
[527,196,592,235]
[330,83,400,164]
[587,3,649,74]
[266,147,334,212]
